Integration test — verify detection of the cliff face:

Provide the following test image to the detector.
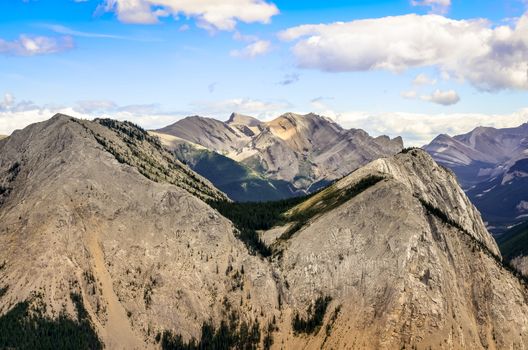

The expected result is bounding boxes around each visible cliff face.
[1,116,528,350]
[265,150,527,349]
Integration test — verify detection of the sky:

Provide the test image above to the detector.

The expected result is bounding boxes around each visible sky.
[1,0,528,145]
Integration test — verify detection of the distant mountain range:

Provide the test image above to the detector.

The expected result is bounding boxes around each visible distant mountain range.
[424,122,528,235]
[152,112,403,201]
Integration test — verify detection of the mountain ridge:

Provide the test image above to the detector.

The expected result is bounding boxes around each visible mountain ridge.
[424,122,528,234]
[154,112,403,197]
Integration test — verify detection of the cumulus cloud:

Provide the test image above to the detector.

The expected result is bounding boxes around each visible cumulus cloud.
[100,0,279,31]
[413,73,437,85]
[401,90,418,99]
[421,89,460,105]
[279,13,528,91]
[322,109,528,146]
[191,98,291,119]
[411,0,451,14]
[0,35,74,56]
[0,94,293,135]
[230,40,271,58]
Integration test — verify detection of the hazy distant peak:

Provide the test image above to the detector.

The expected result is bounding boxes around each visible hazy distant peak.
[226,112,262,127]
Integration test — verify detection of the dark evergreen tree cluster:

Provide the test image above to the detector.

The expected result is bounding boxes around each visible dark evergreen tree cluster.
[208,195,311,231]
[161,312,261,350]
[207,194,314,257]
[0,293,102,350]
[292,296,332,335]
[96,118,162,148]
[280,175,385,240]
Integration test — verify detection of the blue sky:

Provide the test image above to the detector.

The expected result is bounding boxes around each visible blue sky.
[1,0,527,145]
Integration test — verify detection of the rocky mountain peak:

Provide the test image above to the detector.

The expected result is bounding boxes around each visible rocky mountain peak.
[226,112,262,127]
[155,112,403,194]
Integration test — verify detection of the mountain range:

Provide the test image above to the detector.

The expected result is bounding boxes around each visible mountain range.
[152,112,403,201]
[424,123,528,234]
[2,114,528,349]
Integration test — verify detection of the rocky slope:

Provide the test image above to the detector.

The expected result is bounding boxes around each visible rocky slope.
[263,149,528,349]
[424,123,528,234]
[2,115,528,349]
[0,115,279,349]
[155,112,403,195]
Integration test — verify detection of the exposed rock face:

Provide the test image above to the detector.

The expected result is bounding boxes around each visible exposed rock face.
[424,123,528,233]
[155,112,403,192]
[2,116,528,349]
[265,149,528,349]
[0,115,278,349]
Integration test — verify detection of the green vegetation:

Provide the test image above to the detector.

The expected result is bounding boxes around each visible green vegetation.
[0,292,102,350]
[208,175,383,256]
[173,143,301,202]
[208,195,312,231]
[496,220,528,261]
[324,305,341,339]
[208,192,318,257]
[161,312,262,350]
[0,161,21,205]
[292,296,332,335]
[73,117,224,202]
[399,147,420,154]
[280,175,385,240]
[418,198,528,285]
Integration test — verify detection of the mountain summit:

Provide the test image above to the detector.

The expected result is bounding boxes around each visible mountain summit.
[154,112,403,196]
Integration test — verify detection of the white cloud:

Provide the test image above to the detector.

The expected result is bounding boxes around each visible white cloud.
[0,94,292,135]
[230,40,271,58]
[401,90,418,99]
[420,89,460,105]
[324,109,528,146]
[411,0,451,14]
[191,98,291,119]
[100,0,279,31]
[413,73,437,85]
[0,35,74,56]
[75,100,118,113]
[279,13,528,91]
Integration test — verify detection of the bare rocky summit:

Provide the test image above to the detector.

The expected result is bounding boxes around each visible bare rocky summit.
[155,112,403,191]
[1,116,528,349]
